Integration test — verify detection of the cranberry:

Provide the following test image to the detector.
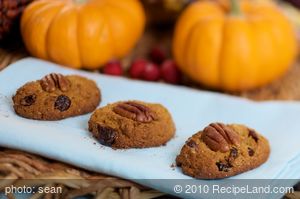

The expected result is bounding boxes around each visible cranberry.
[141,62,160,81]
[149,46,166,64]
[161,60,182,84]
[129,59,148,79]
[103,60,123,76]
[129,59,160,81]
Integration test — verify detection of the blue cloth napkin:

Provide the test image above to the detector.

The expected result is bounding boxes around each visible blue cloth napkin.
[0,58,299,198]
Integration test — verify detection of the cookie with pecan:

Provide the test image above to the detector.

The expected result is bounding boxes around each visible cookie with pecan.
[13,73,101,120]
[176,123,270,179]
[88,101,175,148]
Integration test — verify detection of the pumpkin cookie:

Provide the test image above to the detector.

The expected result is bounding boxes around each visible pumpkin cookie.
[176,123,270,179]
[88,101,176,148]
[13,73,101,120]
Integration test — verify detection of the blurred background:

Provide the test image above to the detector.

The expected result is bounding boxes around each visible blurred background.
[2,0,300,100]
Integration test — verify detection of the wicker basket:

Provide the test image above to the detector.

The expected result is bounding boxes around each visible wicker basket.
[0,148,168,199]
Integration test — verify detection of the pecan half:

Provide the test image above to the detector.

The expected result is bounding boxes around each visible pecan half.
[40,73,70,92]
[112,102,157,123]
[201,123,240,153]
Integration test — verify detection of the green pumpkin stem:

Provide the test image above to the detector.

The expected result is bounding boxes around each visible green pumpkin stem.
[230,0,242,15]
[74,0,86,4]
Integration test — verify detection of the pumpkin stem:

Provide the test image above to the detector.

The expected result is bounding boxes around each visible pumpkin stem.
[74,0,86,3]
[230,0,241,15]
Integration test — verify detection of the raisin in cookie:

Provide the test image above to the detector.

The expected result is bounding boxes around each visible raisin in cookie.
[13,73,101,120]
[88,101,175,148]
[176,123,270,179]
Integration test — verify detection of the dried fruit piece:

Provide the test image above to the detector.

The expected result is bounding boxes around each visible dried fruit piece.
[216,161,232,172]
[40,73,70,92]
[248,147,255,156]
[97,125,116,146]
[202,123,240,152]
[229,148,238,159]
[227,147,238,164]
[248,129,259,142]
[186,140,197,148]
[103,60,123,76]
[113,101,157,123]
[54,95,71,112]
[20,94,36,106]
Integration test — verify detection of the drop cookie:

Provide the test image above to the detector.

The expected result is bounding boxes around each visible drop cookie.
[88,101,176,148]
[13,73,101,120]
[176,123,270,179]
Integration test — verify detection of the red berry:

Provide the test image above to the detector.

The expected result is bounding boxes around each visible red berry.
[103,60,123,76]
[149,46,166,64]
[129,59,148,79]
[141,62,160,81]
[161,60,182,84]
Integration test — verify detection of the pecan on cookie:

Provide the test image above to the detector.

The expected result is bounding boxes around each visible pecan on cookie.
[113,101,157,123]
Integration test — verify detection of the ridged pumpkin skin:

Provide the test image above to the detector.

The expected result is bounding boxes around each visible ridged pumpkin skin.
[21,0,145,69]
[173,0,297,91]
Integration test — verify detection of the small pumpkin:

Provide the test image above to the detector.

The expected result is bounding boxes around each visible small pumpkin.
[173,0,297,91]
[21,0,145,69]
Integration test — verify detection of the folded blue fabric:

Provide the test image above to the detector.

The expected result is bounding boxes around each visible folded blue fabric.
[0,58,299,198]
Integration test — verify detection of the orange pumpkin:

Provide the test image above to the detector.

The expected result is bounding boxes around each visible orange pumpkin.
[21,0,145,69]
[173,0,297,91]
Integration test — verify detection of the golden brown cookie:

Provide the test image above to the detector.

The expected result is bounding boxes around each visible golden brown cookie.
[13,73,101,120]
[176,123,270,179]
[88,101,176,148]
